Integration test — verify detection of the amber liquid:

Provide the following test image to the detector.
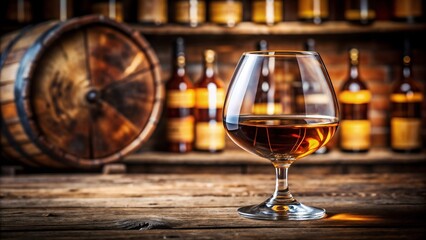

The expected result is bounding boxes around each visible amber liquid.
[194,50,225,152]
[166,38,194,153]
[225,115,338,161]
[298,0,329,24]
[393,0,423,23]
[339,48,371,153]
[344,0,376,25]
[391,100,422,153]
[390,52,423,153]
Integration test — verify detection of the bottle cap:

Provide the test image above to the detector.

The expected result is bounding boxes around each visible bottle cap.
[304,38,316,51]
[349,48,359,64]
[174,37,185,56]
[173,37,185,66]
[403,38,412,65]
[257,40,268,51]
[203,49,216,64]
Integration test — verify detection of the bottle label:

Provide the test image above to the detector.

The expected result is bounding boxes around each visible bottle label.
[209,1,243,25]
[394,0,423,18]
[298,0,329,18]
[391,117,421,149]
[253,102,283,115]
[252,0,283,23]
[391,93,423,103]
[92,2,123,22]
[195,88,225,109]
[340,120,371,150]
[138,0,167,23]
[297,93,330,105]
[345,9,376,20]
[167,89,195,108]
[339,90,372,104]
[175,1,206,23]
[195,121,225,150]
[167,116,195,142]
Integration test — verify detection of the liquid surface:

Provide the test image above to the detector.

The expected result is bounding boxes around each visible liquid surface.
[225,115,338,161]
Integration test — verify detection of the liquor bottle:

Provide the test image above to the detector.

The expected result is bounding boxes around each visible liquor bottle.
[166,38,195,153]
[137,0,167,25]
[298,0,329,24]
[91,0,123,22]
[209,0,243,27]
[390,40,423,153]
[344,0,376,25]
[194,49,226,152]
[5,0,33,23]
[252,0,283,25]
[303,38,331,154]
[339,48,371,153]
[174,0,206,27]
[253,40,282,115]
[393,0,423,23]
[42,0,73,21]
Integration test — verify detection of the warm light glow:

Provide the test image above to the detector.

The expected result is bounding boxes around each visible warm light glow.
[124,53,143,76]
[330,213,381,221]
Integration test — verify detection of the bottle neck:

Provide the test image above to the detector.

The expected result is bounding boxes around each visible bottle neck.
[349,62,359,80]
[173,55,186,77]
[203,61,215,78]
[261,59,270,77]
[348,48,360,80]
[402,56,412,81]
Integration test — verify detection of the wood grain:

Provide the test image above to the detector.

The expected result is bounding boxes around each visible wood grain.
[125,149,426,165]
[0,173,425,239]
[0,205,425,231]
[91,100,141,158]
[32,29,92,158]
[1,228,424,240]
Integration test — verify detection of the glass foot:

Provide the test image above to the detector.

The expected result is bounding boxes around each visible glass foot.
[238,201,326,220]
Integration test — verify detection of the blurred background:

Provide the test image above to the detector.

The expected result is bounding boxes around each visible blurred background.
[1,0,425,174]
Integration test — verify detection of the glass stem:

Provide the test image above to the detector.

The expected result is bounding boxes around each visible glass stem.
[267,163,297,206]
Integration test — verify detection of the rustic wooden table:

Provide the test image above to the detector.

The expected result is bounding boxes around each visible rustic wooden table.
[1,170,425,239]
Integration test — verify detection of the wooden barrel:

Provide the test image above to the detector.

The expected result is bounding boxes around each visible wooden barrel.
[0,15,163,169]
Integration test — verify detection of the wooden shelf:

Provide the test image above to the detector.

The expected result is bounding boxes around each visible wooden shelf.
[3,21,425,37]
[125,148,426,165]
[122,149,426,174]
[2,149,424,175]
[133,21,426,36]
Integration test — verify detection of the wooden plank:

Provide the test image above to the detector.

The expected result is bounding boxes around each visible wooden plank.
[0,173,425,239]
[0,205,425,231]
[3,47,27,65]
[0,173,424,205]
[124,149,426,165]
[0,173,423,189]
[1,191,425,209]
[0,101,18,122]
[0,228,424,240]
[0,173,423,190]
[0,62,19,83]
[10,21,57,50]
[0,31,20,52]
[4,122,28,142]
[0,82,15,101]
